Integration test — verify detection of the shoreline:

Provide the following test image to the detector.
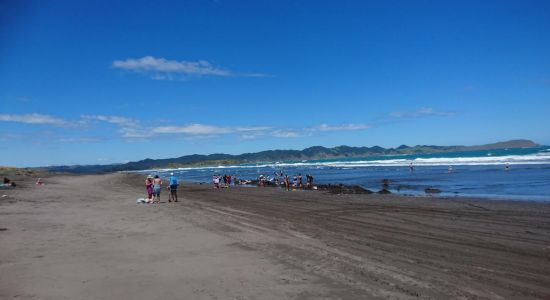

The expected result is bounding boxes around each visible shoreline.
[2,171,550,299]
[130,161,550,203]
[127,170,550,203]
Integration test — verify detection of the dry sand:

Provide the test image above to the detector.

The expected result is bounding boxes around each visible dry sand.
[1,172,550,299]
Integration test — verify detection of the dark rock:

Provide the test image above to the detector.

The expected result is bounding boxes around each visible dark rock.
[425,187,442,194]
[378,189,392,194]
[317,184,373,194]
[247,179,277,187]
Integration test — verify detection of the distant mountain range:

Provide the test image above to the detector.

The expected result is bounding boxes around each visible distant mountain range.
[45,139,540,173]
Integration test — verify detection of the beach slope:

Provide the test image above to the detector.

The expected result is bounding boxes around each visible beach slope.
[1,172,549,299]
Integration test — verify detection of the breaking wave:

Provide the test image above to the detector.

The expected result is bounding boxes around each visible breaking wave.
[149,150,550,172]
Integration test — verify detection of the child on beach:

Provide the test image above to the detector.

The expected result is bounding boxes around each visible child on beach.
[145,175,153,202]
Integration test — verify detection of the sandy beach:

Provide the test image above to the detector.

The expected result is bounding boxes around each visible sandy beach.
[1,172,550,299]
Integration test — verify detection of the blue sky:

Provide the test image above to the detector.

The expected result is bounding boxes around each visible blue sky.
[1,0,549,167]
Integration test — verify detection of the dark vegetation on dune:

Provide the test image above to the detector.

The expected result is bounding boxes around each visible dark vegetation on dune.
[43,139,539,174]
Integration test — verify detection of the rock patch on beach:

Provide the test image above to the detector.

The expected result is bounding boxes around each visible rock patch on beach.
[425,187,442,194]
[316,184,373,194]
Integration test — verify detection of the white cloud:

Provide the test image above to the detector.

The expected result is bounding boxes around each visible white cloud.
[81,115,138,127]
[112,56,268,79]
[152,124,271,136]
[117,127,152,139]
[152,123,369,139]
[235,126,272,132]
[315,123,370,131]
[112,56,229,76]
[239,133,265,140]
[1,112,374,143]
[152,124,231,135]
[0,113,69,126]
[81,115,148,139]
[151,74,173,81]
[272,130,302,138]
[389,108,455,118]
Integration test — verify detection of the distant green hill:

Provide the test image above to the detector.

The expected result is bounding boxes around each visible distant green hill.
[45,139,540,173]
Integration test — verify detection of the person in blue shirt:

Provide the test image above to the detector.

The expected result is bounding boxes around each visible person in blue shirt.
[168,173,179,202]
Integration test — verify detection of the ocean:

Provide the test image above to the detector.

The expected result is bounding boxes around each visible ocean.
[141,147,550,201]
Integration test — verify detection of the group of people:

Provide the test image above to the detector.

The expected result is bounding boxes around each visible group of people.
[209,171,316,191]
[212,174,236,188]
[221,171,314,191]
[279,173,314,191]
[144,173,179,203]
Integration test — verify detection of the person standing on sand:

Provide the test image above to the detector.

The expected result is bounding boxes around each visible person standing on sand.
[152,175,162,203]
[213,174,220,188]
[145,175,153,202]
[168,172,178,202]
[298,173,303,188]
[306,174,314,189]
[284,175,290,191]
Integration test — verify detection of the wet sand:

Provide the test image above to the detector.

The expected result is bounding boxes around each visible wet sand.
[1,172,550,299]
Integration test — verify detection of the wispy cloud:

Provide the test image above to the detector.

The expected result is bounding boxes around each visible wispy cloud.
[239,132,266,140]
[112,56,268,79]
[80,115,150,139]
[314,123,370,131]
[0,113,70,126]
[152,124,231,135]
[0,111,374,142]
[152,124,273,136]
[271,130,302,138]
[81,115,138,127]
[389,108,455,118]
[235,126,272,132]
